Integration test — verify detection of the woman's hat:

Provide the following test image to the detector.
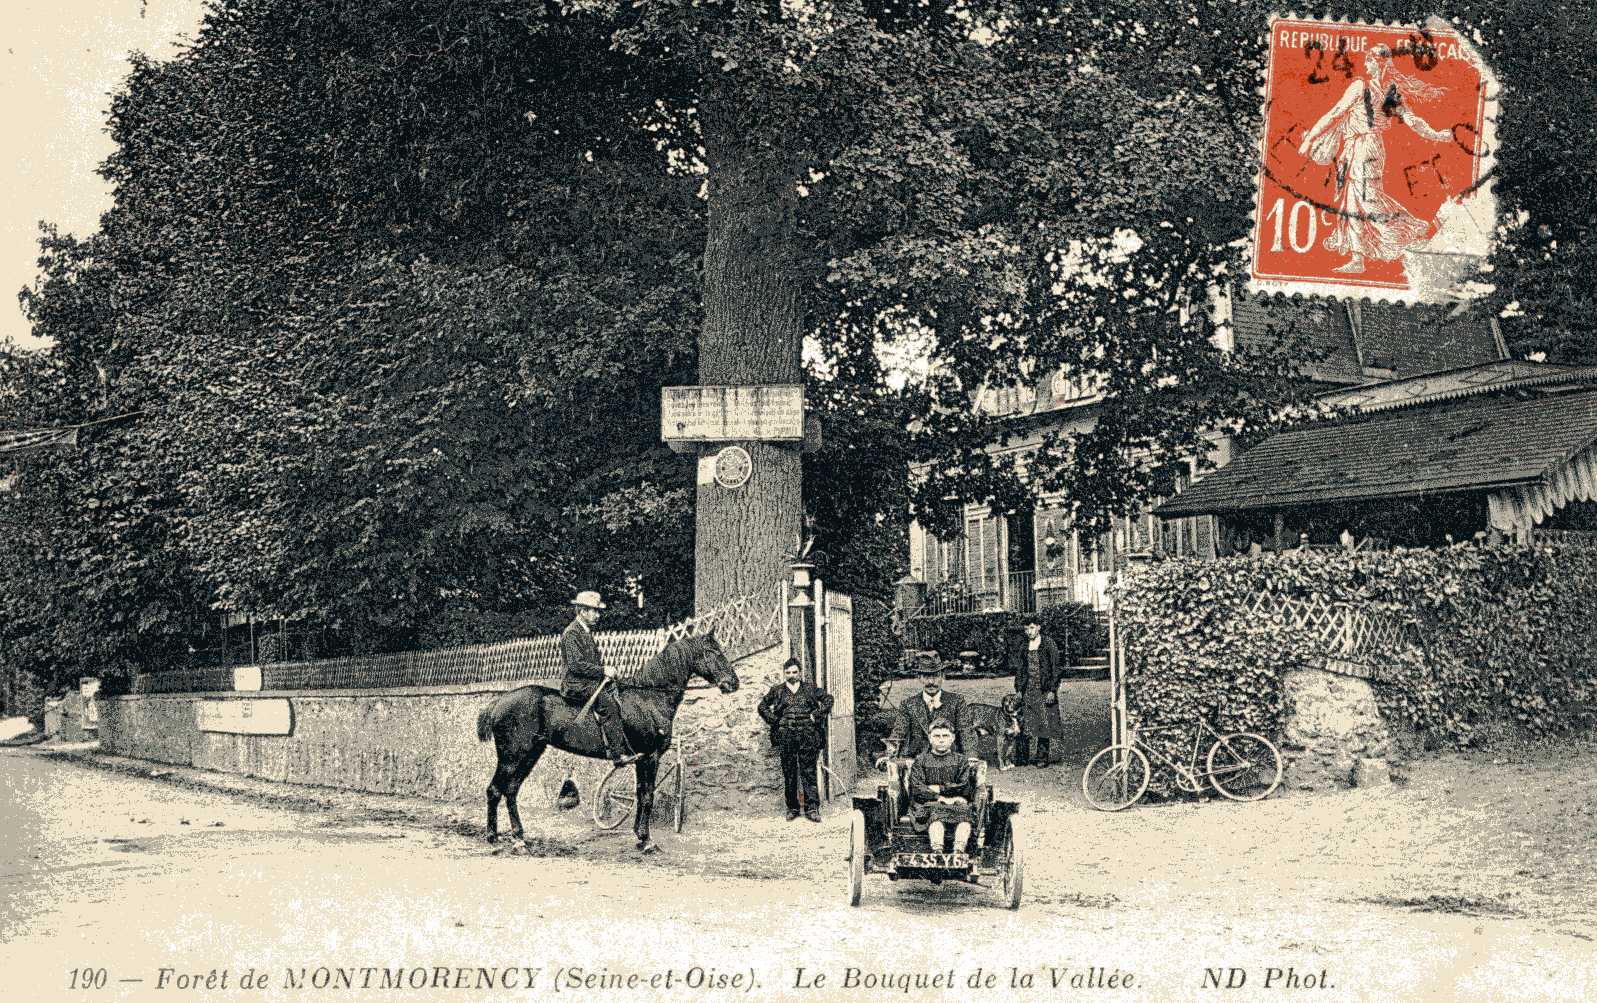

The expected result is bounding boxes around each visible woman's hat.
[571,590,607,610]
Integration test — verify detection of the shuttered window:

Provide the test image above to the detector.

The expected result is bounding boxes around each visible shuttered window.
[964,510,1000,593]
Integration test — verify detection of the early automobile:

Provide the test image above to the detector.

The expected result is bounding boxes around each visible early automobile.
[846,757,1024,908]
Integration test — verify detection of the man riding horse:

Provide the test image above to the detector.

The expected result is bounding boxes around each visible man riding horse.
[479,600,740,853]
[559,590,640,766]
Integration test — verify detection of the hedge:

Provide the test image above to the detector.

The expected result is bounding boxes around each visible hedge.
[1115,545,1597,795]
[904,602,1105,672]
[851,596,905,758]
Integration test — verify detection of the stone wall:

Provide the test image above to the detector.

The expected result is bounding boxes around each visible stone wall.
[1279,665,1403,789]
[98,644,799,816]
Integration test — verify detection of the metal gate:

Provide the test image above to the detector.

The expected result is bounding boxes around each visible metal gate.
[816,585,856,798]
[1107,599,1128,754]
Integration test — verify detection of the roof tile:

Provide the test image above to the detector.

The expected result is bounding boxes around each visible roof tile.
[1230,293,1503,384]
[1156,388,1597,516]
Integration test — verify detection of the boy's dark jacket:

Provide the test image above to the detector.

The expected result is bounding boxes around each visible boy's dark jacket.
[757,680,834,747]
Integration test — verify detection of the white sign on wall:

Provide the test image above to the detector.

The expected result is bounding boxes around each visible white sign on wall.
[661,385,804,443]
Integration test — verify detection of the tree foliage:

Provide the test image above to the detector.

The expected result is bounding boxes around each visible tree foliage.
[3,0,1590,692]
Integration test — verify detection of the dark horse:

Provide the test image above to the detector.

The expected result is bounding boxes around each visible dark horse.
[476,632,739,853]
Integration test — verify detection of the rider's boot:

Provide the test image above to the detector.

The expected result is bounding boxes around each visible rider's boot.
[598,710,641,766]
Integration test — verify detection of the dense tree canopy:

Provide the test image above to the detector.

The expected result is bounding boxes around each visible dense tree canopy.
[3,0,1591,701]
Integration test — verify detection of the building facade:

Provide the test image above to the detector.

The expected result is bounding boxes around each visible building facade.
[905,290,1510,611]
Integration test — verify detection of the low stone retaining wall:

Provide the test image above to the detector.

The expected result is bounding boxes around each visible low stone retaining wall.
[98,645,794,816]
[1280,664,1406,790]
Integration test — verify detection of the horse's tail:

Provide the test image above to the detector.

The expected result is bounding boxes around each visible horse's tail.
[477,695,503,743]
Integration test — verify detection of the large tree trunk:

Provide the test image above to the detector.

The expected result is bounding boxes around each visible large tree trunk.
[694,108,805,614]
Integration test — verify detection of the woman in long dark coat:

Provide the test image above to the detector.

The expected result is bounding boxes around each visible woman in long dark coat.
[1005,616,1062,767]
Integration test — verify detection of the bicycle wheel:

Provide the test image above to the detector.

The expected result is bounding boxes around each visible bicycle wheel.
[592,764,637,829]
[1081,745,1151,811]
[1206,732,1283,802]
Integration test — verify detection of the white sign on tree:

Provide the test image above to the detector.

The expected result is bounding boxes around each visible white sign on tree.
[660,385,805,444]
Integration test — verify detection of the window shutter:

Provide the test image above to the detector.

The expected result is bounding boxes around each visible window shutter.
[983,517,1001,591]
[964,515,980,588]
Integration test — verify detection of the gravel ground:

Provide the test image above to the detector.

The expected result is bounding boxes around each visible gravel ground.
[7,710,1597,1003]
[28,678,1597,938]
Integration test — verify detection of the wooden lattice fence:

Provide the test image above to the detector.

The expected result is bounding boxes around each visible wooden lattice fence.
[1245,591,1427,683]
[664,586,785,656]
[132,585,785,695]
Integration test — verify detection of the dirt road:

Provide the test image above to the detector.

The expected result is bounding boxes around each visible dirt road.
[3,720,1595,1003]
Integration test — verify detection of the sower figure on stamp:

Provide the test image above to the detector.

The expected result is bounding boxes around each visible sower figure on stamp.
[1297,43,1455,275]
[884,658,980,766]
[1005,616,1062,768]
[558,590,640,766]
[757,657,834,822]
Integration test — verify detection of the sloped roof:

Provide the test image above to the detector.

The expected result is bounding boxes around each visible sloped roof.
[1230,294,1503,385]
[1232,295,1363,383]
[1358,301,1505,377]
[1155,388,1597,517]
[1319,361,1597,414]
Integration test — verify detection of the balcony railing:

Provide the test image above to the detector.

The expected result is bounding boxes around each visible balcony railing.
[915,571,1040,617]
[1006,570,1037,614]
[918,585,995,616]
[1538,529,1597,548]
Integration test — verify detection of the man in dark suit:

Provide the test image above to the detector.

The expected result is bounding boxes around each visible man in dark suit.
[757,657,834,821]
[558,590,638,765]
[886,659,980,763]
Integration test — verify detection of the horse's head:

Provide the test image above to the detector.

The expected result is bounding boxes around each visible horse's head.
[691,631,739,694]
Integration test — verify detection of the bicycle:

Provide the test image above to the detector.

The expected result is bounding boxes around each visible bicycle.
[1081,719,1282,811]
[593,746,689,834]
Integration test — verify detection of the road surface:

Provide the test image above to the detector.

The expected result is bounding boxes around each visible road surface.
[2,746,1592,1003]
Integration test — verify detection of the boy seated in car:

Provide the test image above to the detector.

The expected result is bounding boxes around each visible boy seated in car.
[908,717,977,854]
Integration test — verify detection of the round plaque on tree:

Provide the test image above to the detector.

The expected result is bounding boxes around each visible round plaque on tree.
[712,445,752,489]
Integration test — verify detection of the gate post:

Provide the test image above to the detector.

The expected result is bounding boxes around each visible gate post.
[787,560,817,683]
[814,584,856,800]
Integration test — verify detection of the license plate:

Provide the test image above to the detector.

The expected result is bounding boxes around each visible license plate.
[896,852,969,868]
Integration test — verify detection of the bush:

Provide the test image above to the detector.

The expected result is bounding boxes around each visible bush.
[903,602,1104,673]
[1115,545,1597,795]
[851,596,904,759]
[6,668,49,725]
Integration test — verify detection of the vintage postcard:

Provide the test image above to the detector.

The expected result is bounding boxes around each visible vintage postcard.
[2,4,1594,1003]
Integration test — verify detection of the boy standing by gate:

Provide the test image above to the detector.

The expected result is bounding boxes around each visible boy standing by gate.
[758,657,834,822]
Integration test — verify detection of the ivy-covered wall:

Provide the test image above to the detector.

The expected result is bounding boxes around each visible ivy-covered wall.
[1115,545,1597,794]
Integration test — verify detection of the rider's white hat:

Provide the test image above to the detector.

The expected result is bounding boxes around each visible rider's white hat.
[571,590,607,610]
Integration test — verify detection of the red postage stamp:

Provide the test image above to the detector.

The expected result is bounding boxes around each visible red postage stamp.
[1250,16,1499,303]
